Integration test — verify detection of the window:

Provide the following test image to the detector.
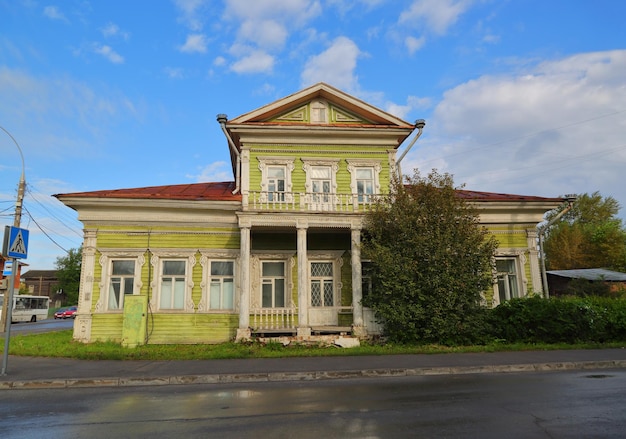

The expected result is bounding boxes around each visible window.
[261,261,285,308]
[361,261,373,302]
[108,260,135,310]
[311,262,334,307]
[258,157,294,203]
[160,260,187,310]
[209,261,235,310]
[356,168,374,202]
[267,166,285,202]
[347,160,381,205]
[311,166,332,203]
[311,100,327,123]
[496,258,520,302]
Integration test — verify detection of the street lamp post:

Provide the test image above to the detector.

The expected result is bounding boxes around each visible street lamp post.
[1,126,26,376]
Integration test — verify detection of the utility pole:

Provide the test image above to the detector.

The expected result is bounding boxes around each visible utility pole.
[1,126,26,376]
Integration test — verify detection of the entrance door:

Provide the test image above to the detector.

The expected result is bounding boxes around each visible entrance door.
[308,262,337,326]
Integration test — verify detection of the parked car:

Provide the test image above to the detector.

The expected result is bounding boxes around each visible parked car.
[62,306,77,319]
[54,308,67,319]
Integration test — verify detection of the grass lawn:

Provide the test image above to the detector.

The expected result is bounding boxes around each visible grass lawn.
[2,330,624,361]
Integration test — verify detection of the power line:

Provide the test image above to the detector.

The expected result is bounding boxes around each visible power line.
[25,188,83,238]
[23,206,71,254]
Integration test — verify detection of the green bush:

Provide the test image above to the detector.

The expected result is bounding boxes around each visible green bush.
[489,296,626,343]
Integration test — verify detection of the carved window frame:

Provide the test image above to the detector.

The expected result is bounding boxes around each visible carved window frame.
[198,249,240,313]
[347,159,382,201]
[258,156,295,203]
[96,249,145,313]
[150,249,197,312]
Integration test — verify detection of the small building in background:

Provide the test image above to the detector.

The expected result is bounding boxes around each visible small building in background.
[20,270,62,306]
[547,268,626,297]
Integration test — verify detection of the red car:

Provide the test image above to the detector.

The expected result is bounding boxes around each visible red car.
[62,306,78,319]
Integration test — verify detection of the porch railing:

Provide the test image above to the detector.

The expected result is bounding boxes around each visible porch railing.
[246,191,381,212]
[251,307,297,331]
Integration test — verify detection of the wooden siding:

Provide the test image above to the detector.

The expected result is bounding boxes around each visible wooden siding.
[146,313,238,344]
[249,147,390,195]
[90,313,124,342]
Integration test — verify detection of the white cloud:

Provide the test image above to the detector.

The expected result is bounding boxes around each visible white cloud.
[301,37,361,91]
[238,19,288,50]
[179,34,208,54]
[101,23,130,40]
[164,67,184,79]
[188,161,232,182]
[405,50,626,214]
[43,5,68,22]
[386,95,432,120]
[174,0,207,31]
[399,0,472,35]
[223,0,321,68]
[93,44,124,64]
[405,35,426,54]
[230,50,275,74]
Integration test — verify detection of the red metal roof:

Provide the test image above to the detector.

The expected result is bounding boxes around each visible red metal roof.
[55,181,242,202]
[455,189,563,202]
[56,182,560,204]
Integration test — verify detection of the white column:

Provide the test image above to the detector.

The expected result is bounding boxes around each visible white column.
[351,227,364,334]
[297,222,310,337]
[237,225,251,341]
[73,229,96,343]
[527,229,542,294]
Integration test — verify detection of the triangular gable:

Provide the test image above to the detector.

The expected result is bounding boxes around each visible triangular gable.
[229,82,412,128]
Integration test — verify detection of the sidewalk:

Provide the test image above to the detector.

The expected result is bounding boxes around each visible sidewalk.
[2,348,626,390]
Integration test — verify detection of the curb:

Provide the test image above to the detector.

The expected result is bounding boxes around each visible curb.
[1,360,625,390]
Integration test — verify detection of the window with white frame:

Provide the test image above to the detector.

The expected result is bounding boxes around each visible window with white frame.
[302,159,339,207]
[108,260,136,310]
[356,168,374,202]
[311,166,332,203]
[496,258,520,303]
[267,166,285,202]
[261,261,286,308]
[347,160,381,204]
[159,260,187,310]
[311,262,334,307]
[209,260,235,310]
[310,100,327,123]
[258,157,294,202]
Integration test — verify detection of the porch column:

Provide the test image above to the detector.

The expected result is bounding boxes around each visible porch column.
[297,222,310,337]
[73,229,97,343]
[351,227,365,336]
[237,224,251,341]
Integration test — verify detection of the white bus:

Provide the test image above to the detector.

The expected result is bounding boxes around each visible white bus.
[0,294,50,323]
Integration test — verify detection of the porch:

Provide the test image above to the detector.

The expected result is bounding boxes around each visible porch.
[249,306,354,337]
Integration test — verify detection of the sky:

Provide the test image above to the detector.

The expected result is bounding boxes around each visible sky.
[1,0,625,271]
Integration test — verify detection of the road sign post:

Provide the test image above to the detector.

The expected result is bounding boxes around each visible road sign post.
[2,227,28,376]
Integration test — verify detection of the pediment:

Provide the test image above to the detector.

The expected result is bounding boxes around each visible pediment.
[229,82,412,128]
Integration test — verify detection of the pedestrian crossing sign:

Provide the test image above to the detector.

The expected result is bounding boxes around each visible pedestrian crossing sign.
[7,226,29,259]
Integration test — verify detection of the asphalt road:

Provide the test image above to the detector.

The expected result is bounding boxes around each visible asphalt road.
[1,317,73,336]
[1,369,625,438]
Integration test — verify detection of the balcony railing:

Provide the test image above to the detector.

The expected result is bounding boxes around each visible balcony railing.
[246,191,381,212]
[251,307,297,331]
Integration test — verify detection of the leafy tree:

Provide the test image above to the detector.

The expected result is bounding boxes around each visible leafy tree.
[362,170,499,345]
[55,247,82,305]
[544,192,626,271]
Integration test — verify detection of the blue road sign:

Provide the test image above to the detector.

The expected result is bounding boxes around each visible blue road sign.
[7,226,28,259]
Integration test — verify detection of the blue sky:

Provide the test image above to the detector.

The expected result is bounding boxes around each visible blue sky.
[1,0,625,270]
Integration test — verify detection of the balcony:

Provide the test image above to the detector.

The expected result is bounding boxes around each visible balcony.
[245,191,381,213]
